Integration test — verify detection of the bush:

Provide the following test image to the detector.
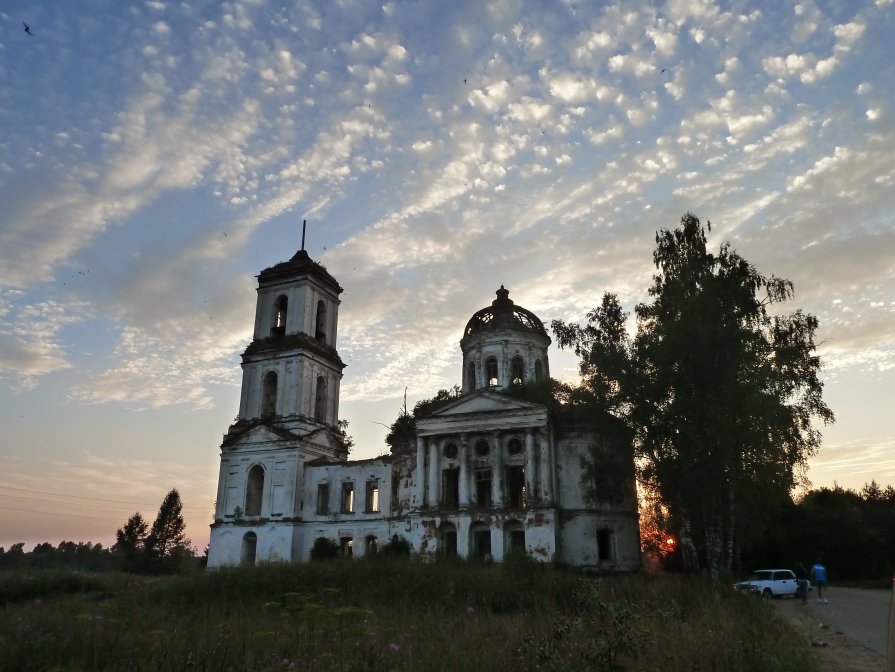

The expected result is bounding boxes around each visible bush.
[310,537,340,562]
[380,535,411,558]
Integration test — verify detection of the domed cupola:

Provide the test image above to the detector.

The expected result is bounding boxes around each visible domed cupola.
[460,286,551,393]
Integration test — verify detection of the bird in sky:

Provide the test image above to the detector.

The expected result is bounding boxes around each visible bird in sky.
[23,21,32,36]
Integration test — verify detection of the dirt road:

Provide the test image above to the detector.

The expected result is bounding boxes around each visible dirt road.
[775,587,892,671]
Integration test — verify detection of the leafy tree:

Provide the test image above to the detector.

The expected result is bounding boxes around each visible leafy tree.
[337,418,355,453]
[310,536,340,562]
[145,489,192,572]
[114,512,149,572]
[385,386,462,451]
[554,213,834,578]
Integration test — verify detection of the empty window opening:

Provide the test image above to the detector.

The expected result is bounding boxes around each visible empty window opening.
[365,535,378,555]
[241,532,257,566]
[467,362,476,391]
[507,438,523,455]
[597,528,614,562]
[506,465,525,508]
[261,371,278,418]
[510,529,526,553]
[316,484,330,514]
[474,439,490,457]
[475,469,492,508]
[314,376,327,422]
[272,295,288,337]
[365,481,379,513]
[485,357,499,386]
[534,359,544,381]
[470,523,491,559]
[341,482,355,513]
[315,300,327,342]
[442,468,460,509]
[443,442,458,459]
[511,356,525,385]
[440,524,457,557]
[340,537,353,557]
[245,465,264,517]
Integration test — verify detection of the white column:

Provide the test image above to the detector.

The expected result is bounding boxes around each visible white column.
[415,437,426,510]
[524,428,537,504]
[539,432,553,506]
[427,438,439,508]
[491,432,504,507]
[459,434,470,508]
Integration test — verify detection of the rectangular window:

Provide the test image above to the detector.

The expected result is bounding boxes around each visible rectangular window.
[597,528,613,561]
[341,482,355,514]
[442,468,460,509]
[505,465,525,508]
[365,481,380,513]
[475,469,492,508]
[316,484,330,515]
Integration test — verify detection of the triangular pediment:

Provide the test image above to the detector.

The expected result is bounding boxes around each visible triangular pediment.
[424,390,545,417]
[222,421,301,448]
[416,390,548,436]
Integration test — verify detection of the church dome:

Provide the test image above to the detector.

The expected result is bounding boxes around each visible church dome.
[463,286,548,338]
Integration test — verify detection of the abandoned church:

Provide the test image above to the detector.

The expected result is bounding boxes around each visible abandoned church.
[206,244,641,570]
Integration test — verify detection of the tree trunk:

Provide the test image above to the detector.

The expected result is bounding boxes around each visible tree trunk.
[679,512,700,572]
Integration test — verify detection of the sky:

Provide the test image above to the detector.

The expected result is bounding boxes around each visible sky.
[1,0,893,552]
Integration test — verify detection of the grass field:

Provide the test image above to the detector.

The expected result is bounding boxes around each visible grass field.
[0,557,818,671]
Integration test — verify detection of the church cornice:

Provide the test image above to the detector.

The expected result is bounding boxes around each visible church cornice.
[257,249,343,294]
[242,331,346,368]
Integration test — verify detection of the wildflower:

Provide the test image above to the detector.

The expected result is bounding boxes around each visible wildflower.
[388,643,400,654]
[466,606,476,617]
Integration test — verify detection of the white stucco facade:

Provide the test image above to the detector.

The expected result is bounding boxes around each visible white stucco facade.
[206,249,641,571]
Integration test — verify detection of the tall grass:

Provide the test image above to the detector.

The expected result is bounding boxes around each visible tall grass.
[0,559,817,671]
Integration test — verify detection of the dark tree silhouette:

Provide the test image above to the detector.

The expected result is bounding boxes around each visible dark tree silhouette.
[554,213,834,578]
[145,489,192,571]
[114,512,149,572]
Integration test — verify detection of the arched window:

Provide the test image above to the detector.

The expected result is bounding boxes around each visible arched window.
[511,356,525,385]
[261,371,277,418]
[467,362,476,391]
[241,532,257,566]
[245,465,264,517]
[485,357,499,387]
[534,359,544,382]
[314,375,327,422]
[272,295,288,337]
[315,300,327,342]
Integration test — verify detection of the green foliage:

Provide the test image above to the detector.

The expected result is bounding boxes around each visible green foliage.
[145,488,192,573]
[385,386,462,450]
[0,564,815,672]
[379,535,411,558]
[742,480,895,581]
[337,418,355,452]
[114,512,149,573]
[310,536,340,562]
[553,213,834,577]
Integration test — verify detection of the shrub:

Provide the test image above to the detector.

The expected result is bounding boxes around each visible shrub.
[310,537,340,562]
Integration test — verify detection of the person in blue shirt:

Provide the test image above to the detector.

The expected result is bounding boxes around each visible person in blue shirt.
[811,560,828,603]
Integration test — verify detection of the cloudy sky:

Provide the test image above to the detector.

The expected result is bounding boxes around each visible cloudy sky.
[1,0,893,551]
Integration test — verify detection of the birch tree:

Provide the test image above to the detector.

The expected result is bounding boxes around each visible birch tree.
[554,213,833,578]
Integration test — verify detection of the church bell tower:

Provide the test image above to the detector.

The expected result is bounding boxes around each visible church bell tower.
[207,229,347,568]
